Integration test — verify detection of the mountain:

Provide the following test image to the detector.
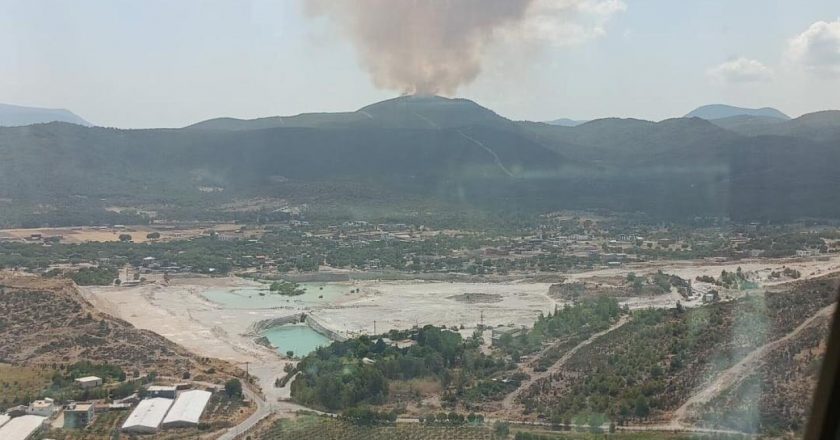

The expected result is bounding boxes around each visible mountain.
[711,110,840,142]
[545,118,587,127]
[186,95,511,131]
[0,103,91,127]
[1,96,839,225]
[686,104,789,121]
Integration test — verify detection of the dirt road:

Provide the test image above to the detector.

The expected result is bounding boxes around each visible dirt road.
[671,302,836,425]
[499,315,631,411]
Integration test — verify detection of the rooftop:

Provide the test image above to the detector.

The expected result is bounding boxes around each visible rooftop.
[148,385,177,391]
[0,415,46,440]
[74,376,102,382]
[121,398,174,432]
[162,390,212,426]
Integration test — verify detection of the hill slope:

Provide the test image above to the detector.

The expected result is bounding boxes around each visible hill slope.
[0,103,91,127]
[0,275,232,377]
[1,97,839,223]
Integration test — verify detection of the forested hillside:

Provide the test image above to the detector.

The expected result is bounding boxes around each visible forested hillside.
[1,96,839,225]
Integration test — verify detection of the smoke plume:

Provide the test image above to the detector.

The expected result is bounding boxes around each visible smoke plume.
[305,0,535,95]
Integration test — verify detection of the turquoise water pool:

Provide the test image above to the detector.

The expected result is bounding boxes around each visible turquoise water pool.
[202,282,351,309]
[262,324,331,357]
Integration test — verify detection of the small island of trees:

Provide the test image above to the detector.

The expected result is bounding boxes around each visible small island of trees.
[269,280,306,296]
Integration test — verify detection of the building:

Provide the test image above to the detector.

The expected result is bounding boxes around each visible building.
[6,406,28,417]
[27,398,56,417]
[147,385,177,399]
[121,398,174,433]
[74,376,102,389]
[64,402,95,429]
[491,326,526,346]
[0,414,10,428]
[161,390,212,428]
[0,415,47,440]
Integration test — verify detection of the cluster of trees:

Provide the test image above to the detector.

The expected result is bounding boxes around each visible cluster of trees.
[418,411,485,425]
[497,297,623,359]
[290,325,511,410]
[66,266,119,286]
[769,267,801,279]
[268,280,306,296]
[224,378,242,398]
[340,407,398,425]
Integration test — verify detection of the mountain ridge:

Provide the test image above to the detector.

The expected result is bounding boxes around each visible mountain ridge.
[686,104,789,121]
[0,102,91,127]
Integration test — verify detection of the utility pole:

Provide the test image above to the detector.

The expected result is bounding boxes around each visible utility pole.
[373,320,377,335]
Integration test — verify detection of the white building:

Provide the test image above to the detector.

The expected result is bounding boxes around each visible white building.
[0,415,47,440]
[162,390,212,428]
[0,414,10,428]
[74,376,103,388]
[121,398,174,433]
[28,398,56,417]
[147,385,177,399]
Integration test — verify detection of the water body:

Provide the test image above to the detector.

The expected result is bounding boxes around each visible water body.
[262,324,331,357]
[202,282,351,309]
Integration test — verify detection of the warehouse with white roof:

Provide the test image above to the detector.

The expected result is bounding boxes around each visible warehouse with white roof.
[121,397,173,433]
[0,414,47,440]
[162,390,212,428]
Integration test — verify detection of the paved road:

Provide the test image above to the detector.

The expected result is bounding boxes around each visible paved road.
[218,383,270,440]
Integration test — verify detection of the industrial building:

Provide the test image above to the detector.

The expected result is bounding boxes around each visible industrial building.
[162,390,212,428]
[147,385,177,399]
[74,376,103,389]
[121,398,174,433]
[0,414,47,440]
[64,402,95,429]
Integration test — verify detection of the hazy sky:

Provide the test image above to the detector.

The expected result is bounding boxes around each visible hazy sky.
[1,0,839,128]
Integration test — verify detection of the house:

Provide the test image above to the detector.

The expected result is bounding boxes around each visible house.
[27,398,56,417]
[74,376,102,389]
[63,402,95,429]
[491,326,526,346]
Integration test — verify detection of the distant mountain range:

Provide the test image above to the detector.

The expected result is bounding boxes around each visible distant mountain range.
[545,118,587,127]
[685,104,790,121]
[1,95,839,225]
[0,103,91,127]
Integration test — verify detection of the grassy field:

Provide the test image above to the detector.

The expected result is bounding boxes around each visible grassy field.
[0,363,53,409]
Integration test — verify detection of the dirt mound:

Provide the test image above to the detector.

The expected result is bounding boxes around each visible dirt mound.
[446,293,503,303]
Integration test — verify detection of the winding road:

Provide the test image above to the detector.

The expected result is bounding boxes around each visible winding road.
[500,315,631,411]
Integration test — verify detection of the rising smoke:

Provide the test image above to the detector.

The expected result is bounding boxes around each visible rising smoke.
[305,0,536,96]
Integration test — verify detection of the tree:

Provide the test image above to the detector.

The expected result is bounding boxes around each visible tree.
[225,378,243,398]
[118,234,132,242]
[493,421,510,438]
[634,395,650,420]
[146,232,161,240]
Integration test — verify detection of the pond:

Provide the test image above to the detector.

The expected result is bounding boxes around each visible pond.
[201,282,352,309]
[262,324,332,357]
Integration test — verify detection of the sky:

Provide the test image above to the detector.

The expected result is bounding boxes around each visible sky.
[1,0,838,128]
